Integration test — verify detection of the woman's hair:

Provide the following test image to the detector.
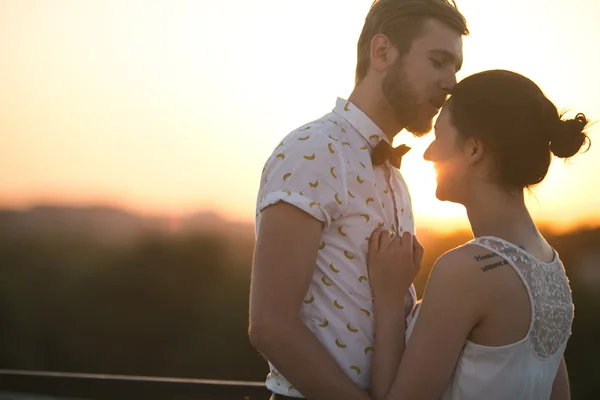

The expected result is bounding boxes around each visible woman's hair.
[448,69,591,190]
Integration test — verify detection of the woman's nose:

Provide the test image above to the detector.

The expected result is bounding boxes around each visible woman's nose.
[423,143,433,161]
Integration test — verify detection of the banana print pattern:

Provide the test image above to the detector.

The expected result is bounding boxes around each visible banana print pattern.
[256,98,416,395]
[334,193,343,205]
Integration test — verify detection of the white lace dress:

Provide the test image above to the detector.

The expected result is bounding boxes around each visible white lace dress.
[406,236,574,400]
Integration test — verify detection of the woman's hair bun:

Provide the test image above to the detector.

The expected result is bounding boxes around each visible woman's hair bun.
[550,113,591,158]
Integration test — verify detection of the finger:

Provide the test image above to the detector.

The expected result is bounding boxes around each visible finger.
[401,231,413,250]
[380,230,392,249]
[391,232,403,248]
[413,235,423,253]
[369,228,384,254]
[413,235,425,268]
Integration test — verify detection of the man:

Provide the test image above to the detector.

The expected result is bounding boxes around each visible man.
[249,1,468,399]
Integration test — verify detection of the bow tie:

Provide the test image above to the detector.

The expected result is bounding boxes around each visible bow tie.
[371,141,411,169]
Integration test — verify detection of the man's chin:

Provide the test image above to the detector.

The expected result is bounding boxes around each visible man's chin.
[405,119,433,137]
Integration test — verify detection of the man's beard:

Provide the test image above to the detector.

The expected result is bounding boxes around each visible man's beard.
[382,59,433,137]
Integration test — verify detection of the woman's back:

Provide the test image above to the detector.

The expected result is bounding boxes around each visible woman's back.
[406,236,574,400]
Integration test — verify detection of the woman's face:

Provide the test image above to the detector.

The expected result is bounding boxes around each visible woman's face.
[423,106,471,203]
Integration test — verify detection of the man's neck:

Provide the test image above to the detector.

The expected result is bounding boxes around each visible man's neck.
[348,84,403,142]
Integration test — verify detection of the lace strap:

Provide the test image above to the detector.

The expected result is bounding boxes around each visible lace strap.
[467,236,536,335]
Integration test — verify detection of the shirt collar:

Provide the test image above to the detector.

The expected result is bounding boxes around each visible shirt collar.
[332,97,391,148]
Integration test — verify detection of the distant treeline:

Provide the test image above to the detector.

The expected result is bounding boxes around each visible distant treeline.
[0,210,597,398]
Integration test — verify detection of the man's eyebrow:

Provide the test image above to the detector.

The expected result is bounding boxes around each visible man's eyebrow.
[429,49,462,72]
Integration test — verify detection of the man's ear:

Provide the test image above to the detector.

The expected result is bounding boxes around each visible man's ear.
[369,33,396,74]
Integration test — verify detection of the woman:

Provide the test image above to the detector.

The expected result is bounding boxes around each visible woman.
[367,70,590,400]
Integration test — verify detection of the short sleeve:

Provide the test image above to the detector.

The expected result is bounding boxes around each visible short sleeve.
[258,131,348,228]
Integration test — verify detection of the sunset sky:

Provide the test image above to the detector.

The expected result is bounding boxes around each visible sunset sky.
[1,0,599,232]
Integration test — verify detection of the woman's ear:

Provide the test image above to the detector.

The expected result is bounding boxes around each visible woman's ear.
[464,137,484,167]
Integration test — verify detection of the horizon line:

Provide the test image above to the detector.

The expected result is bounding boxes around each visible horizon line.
[1,200,599,235]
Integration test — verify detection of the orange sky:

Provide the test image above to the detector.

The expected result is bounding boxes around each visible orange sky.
[1,0,599,232]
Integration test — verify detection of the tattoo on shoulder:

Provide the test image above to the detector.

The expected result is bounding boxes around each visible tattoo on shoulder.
[473,253,495,262]
[481,259,509,272]
[533,225,540,238]
[473,252,510,272]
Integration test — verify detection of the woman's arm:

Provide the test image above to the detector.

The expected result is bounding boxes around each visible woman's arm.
[370,293,407,400]
[370,246,484,400]
[367,230,423,400]
[385,250,483,400]
[550,357,570,400]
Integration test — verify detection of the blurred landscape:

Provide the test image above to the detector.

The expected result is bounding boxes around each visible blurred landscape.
[0,205,598,398]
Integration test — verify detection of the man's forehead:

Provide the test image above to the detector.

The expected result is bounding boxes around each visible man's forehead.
[418,20,463,54]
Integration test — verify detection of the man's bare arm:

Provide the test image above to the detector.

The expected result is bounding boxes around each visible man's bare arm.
[550,357,570,400]
[249,202,369,400]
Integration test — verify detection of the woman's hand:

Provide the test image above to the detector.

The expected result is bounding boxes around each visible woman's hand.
[367,229,424,306]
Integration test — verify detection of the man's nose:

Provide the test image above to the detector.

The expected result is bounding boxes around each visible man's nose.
[441,72,457,93]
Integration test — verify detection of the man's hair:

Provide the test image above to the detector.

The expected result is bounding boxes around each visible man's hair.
[355,0,469,85]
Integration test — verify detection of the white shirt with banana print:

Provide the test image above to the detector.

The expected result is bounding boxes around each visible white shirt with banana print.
[256,97,417,397]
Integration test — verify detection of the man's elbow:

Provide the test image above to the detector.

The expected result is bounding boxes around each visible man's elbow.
[249,314,282,351]
[248,319,270,350]
[249,313,300,351]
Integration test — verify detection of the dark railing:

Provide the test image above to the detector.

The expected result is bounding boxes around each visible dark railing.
[0,370,271,400]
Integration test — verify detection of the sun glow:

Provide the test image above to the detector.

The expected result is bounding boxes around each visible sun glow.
[1,0,599,232]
